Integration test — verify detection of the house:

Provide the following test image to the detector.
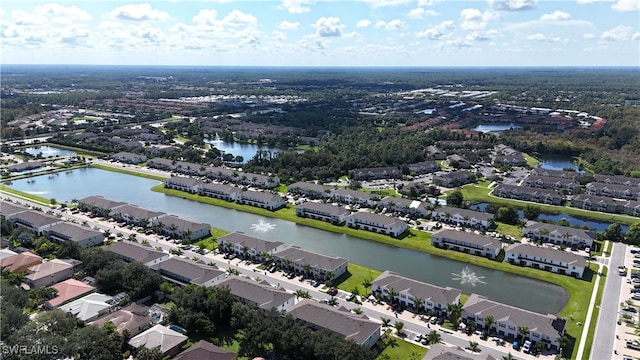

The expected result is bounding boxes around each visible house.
[505,243,585,278]
[624,200,640,217]
[59,293,115,322]
[523,221,594,249]
[174,340,237,360]
[462,293,567,351]
[26,258,78,288]
[197,183,240,201]
[422,344,496,360]
[350,166,402,180]
[128,324,188,357]
[408,161,441,175]
[0,248,17,260]
[112,151,147,164]
[345,212,408,238]
[44,222,104,248]
[287,181,333,199]
[433,170,476,188]
[109,205,167,226]
[593,174,640,187]
[430,206,493,230]
[204,166,237,182]
[570,194,625,214]
[8,210,64,235]
[217,277,295,311]
[235,190,286,211]
[524,175,579,193]
[150,257,225,287]
[431,229,502,259]
[377,197,430,218]
[447,154,471,168]
[586,182,640,201]
[164,176,201,193]
[106,242,169,266]
[493,154,527,167]
[331,189,380,208]
[426,145,445,160]
[273,246,348,281]
[45,278,95,309]
[529,168,578,179]
[371,271,461,316]
[0,251,43,273]
[286,299,381,348]
[8,161,44,172]
[77,195,127,217]
[236,172,280,189]
[295,202,350,225]
[91,303,153,337]
[217,231,285,260]
[492,184,564,205]
[155,215,211,241]
[147,157,177,171]
[0,200,28,217]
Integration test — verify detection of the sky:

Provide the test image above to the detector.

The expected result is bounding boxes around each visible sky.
[1,0,639,67]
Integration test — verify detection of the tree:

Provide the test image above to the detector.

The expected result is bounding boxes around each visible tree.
[381,317,391,327]
[446,189,464,208]
[426,330,442,345]
[483,315,495,336]
[327,296,338,306]
[362,277,372,297]
[517,326,529,343]
[601,222,624,242]
[626,222,640,245]
[502,353,516,360]
[135,347,164,360]
[413,297,425,314]
[294,289,311,300]
[495,206,521,225]
[467,341,480,353]
[523,204,541,220]
[447,302,463,325]
[393,321,405,335]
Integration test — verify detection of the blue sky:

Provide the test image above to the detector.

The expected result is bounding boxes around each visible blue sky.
[1,0,639,66]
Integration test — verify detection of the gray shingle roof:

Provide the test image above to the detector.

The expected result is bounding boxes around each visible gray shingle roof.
[157,215,210,233]
[422,344,496,360]
[150,257,224,285]
[10,210,62,227]
[106,242,167,264]
[78,195,127,210]
[45,222,103,242]
[217,276,293,309]
[218,231,284,253]
[347,211,407,228]
[432,206,493,222]
[506,243,586,267]
[524,221,593,240]
[371,270,461,305]
[432,229,502,250]
[274,246,347,272]
[0,201,29,217]
[296,202,350,217]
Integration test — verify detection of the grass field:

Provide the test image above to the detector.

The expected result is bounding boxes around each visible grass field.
[375,334,426,360]
[334,263,384,295]
[91,164,167,181]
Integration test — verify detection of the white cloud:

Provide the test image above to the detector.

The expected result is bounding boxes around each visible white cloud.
[35,4,92,21]
[356,19,372,28]
[540,10,571,21]
[280,0,314,14]
[362,0,412,8]
[526,33,569,43]
[633,32,640,40]
[446,37,472,48]
[374,19,406,30]
[193,9,218,25]
[466,29,499,41]
[407,8,439,19]
[272,30,287,41]
[107,4,168,21]
[313,17,344,37]
[460,8,498,31]
[489,0,537,11]
[416,20,454,39]
[583,33,595,38]
[12,10,48,26]
[601,25,633,41]
[526,33,545,40]
[612,0,640,11]
[278,20,300,30]
[576,0,612,3]
[223,10,257,27]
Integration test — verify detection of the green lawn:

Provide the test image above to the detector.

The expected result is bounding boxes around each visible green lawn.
[580,265,608,360]
[0,185,50,205]
[91,164,167,181]
[334,263,383,295]
[375,334,426,360]
[522,152,541,167]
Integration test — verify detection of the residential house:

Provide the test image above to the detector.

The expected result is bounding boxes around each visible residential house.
[235,190,286,211]
[529,168,578,179]
[422,344,496,360]
[204,166,237,182]
[345,212,408,238]
[295,202,350,225]
[286,299,381,348]
[0,251,43,273]
[8,210,64,235]
[462,293,567,351]
[570,194,625,214]
[287,181,333,199]
[151,257,225,287]
[430,206,493,230]
[91,303,153,337]
[164,176,201,194]
[493,153,527,167]
[624,200,640,217]
[155,215,211,241]
[174,340,237,360]
[147,157,177,171]
[408,161,441,175]
[433,170,476,188]
[350,166,402,180]
[78,195,127,217]
[447,154,471,168]
[8,161,44,172]
[273,246,348,281]
[217,277,295,311]
[0,248,17,260]
[586,182,640,201]
[492,184,564,205]
[524,175,579,193]
[109,205,167,226]
[523,221,594,249]
[44,222,104,248]
[593,174,640,187]
[426,145,445,160]
[197,183,240,201]
[331,189,380,208]
[217,231,285,260]
[106,242,169,266]
[505,243,585,278]
[45,278,95,309]
[112,152,147,164]
[59,293,115,322]
[236,172,280,189]
[371,270,461,316]
[431,229,502,259]
[0,200,28,217]
[26,258,78,288]
[128,324,188,357]
[377,197,430,218]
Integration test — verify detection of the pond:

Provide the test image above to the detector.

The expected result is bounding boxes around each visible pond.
[22,146,76,158]
[470,123,523,133]
[537,154,581,172]
[7,168,569,314]
[204,137,288,163]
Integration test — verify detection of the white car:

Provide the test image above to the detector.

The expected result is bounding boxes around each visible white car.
[522,340,532,353]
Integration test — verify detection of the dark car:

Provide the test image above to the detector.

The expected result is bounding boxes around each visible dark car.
[328,287,338,296]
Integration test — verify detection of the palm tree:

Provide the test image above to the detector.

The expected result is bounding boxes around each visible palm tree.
[467,341,480,353]
[501,353,516,360]
[447,302,463,325]
[387,288,399,304]
[353,307,363,315]
[302,264,312,278]
[517,326,529,343]
[393,321,405,336]
[284,259,293,272]
[327,297,338,306]
[362,277,373,297]
[294,289,311,300]
[413,297,425,314]
[557,332,569,356]
[325,270,334,282]
[483,315,495,336]
[426,330,442,345]
[103,229,112,238]
[241,245,250,260]
[381,317,391,328]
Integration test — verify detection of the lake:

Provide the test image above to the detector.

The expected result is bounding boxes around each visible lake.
[471,123,523,133]
[204,138,287,163]
[537,154,581,172]
[22,146,76,157]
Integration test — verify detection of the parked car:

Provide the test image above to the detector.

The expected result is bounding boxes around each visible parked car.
[623,306,638,313]
[522,340,532,353]
[633,294,640,301]
[437,317,445,325]
[327,287,338,296]
[627,341,640,350]
[312,280,321,287]
[512,341,519,350]
[430,316,438,324]
[413,334,423,342]
[346,293,356,302]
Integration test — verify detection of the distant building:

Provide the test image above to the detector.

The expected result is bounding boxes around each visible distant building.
[217,277,295,311]
[295,202,350,225]
[345,212,408,238]
[44,222,104,248]
[523,221,594,249]
[106,242,169,266]
[273,246,348,281]
[430,206,493,230]
[8,210,64,235]
[288,181,333,199]
[433,170,476,188]
[505,243,585,278]
[112,152,147,164]
[431,229,502,259]
[218,231,285,260]
[174,340,237,360]
[350,166,402,181]
[150,257,225,287]
[128,324,188,357]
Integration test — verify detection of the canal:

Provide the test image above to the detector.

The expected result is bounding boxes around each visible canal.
[7,167,568,314]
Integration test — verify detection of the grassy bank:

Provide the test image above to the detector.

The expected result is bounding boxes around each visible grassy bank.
[0,185,51,205]
[581,265,608,360]
[91,164,167,182]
